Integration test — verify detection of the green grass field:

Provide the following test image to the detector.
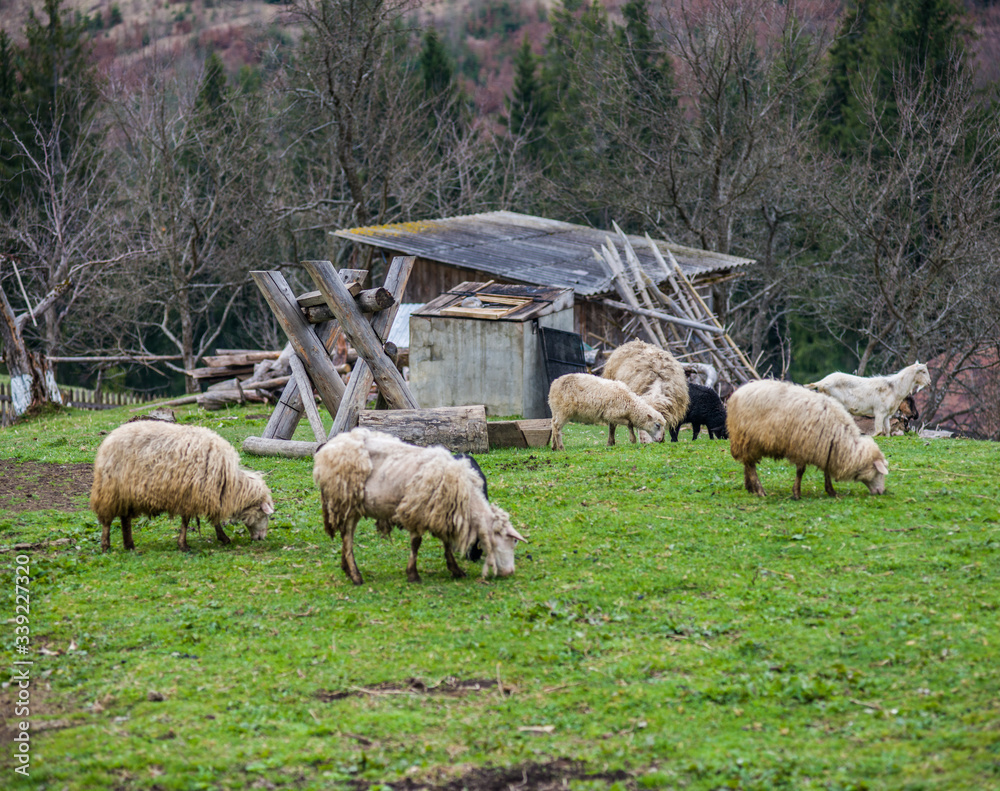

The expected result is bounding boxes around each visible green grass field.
[1,404,998,790]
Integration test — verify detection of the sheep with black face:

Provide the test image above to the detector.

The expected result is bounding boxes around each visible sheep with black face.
[314,428,526,584]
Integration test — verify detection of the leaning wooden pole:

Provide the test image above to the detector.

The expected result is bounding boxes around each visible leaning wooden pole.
[301,259,418,413]
[250,270,346,418]
[328,256,417,437]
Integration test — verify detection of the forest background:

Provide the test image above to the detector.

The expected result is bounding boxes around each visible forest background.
[1,0,1000,432]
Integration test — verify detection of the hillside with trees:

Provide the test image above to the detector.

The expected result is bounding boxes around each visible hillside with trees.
[2,0,1000,434]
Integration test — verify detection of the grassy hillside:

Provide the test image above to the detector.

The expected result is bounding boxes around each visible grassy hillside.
[1,403,997,788]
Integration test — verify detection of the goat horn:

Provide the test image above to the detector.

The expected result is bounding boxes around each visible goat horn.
[506,526,528,544]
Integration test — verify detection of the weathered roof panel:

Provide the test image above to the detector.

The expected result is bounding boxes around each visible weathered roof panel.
[333,211,752,296]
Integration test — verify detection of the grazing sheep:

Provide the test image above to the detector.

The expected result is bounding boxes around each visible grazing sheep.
[548,373,665,451]
[669,382,729,442]
[91,422,274,551]
[313,428,526,584]
[602,340,690,441]
[805,362,930,437]
[727,380,888,499]
[375,451,488,562]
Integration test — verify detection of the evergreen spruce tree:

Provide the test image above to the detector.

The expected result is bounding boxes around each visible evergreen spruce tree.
[506,35,548,158]
[0,0,100,212]
[419,28,454,99]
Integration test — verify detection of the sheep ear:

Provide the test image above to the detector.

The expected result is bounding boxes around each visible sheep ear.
[875,459,889,475]
[505,525,528,544]
[261,501,275,515]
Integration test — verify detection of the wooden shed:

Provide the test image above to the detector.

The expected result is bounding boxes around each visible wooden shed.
[408,282,576,419]
[332,211,753,351]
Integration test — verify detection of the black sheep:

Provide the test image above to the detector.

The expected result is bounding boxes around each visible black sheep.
[669,382,728,442]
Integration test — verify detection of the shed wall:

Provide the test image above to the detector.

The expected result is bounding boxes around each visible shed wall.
[409,309,574,418]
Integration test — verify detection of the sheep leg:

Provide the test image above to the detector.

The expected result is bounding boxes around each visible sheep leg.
[607,423,616,446]
[178,517,190,551]
[551,421,565,451]
[444,543,466,579]
[406,534,423,583]
[691,423,702,441]
[793,466,806,500]
[824,471,837,497]
[121,515,135,550]
[628,424,639,443]
[213,522,232,545]
[743,463,766,496]
[669,426,679,442]
[340,518,364,586]
[872,410,887,437]
[100,519,112,552]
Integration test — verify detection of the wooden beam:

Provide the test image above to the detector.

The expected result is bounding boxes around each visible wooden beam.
[327,256,417,437]
[599,299,723,333]
[301,259,418,414]
[358,405,488,454]
[260,322,339,440]
[250,270,346,420]
[303,287,394,323]
[288,352,327,443]
[241,436,321,458]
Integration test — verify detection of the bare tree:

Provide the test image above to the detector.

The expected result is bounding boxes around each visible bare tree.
[546,0,832,373]
[814,55,1000,428]
[819,55,1000,374]
[108,60,276,392]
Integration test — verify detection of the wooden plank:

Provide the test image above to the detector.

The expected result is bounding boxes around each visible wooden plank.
[250,270,346,420]
[200,351,281,367]
[301,260,418,413]
[487,421,527,449]
[328,256,417,437]
[288,352,327,443]
[296,269,368,305]
[487,419,553,449]
[184,364,255,379]
[242,436,321,458]
[517,418,554,448]
[303,287,395,323]
[260,323,339,440]
[358,405,488,454]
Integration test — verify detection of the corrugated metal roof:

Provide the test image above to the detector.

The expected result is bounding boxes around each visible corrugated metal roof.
[333,211,753,296]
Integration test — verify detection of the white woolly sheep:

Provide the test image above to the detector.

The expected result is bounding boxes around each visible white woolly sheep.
[727,380,889,499]
[91,421,275,551]
[805,362,930,437]
[602,340,690,442]
[313,428,527,584]
[548,373,665,451]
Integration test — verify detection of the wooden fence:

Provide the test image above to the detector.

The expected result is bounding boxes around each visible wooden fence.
[0,381,157,426]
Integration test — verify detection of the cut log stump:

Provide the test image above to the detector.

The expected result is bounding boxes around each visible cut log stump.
[358,405,488,454]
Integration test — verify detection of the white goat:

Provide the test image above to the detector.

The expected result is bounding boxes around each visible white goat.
[805,362,930,437]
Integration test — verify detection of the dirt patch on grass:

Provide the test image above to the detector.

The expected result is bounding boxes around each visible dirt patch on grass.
[0,459,92,512]
[350,760,634,791]
[315,676,513,702]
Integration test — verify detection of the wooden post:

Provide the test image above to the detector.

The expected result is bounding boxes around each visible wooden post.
[251,270,346,432]
[301,259,418,414]
[327,255,417,437]
[242,437,321,459]
[288,352,327,443]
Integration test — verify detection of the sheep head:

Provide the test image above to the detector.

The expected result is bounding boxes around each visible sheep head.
[482,504,527,579]
[238,472,275,540]
[856,446,889,495]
